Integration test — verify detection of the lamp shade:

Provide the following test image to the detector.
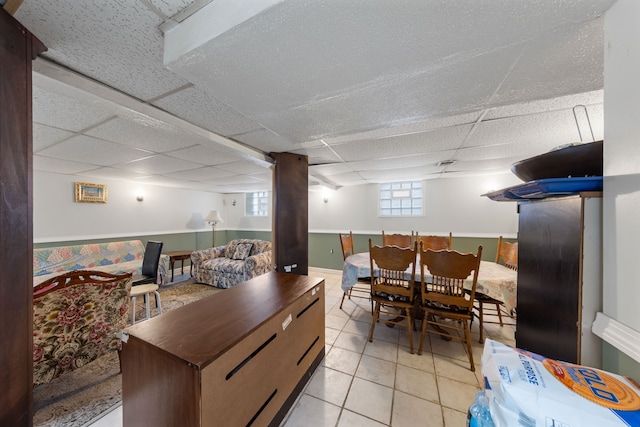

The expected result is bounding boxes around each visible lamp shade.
[204,210,223,224]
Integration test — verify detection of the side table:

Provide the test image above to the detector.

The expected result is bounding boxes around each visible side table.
[163,250,193,283]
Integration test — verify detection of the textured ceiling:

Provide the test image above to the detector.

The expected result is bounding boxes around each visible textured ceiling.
[14,0,614,193]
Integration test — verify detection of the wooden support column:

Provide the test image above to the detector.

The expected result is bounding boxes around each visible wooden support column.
[270,152,308,276]
[0,8,46,426]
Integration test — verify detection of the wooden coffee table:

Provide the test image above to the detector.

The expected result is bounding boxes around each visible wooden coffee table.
[163,250,193,283]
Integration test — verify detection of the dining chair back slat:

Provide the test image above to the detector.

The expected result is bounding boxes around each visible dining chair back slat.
[381,231,414,248]
[418,244,482,371]
[415,232,452,251]
[368,239,417,353]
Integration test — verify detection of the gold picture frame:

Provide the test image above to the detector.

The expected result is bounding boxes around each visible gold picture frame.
[75,182,107,203]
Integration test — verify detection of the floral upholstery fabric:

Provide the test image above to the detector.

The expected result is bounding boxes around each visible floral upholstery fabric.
[32,271,132,387]
[33,241,171,286]
[191,239,273,288]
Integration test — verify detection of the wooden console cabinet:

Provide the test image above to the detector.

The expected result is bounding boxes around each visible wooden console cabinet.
[121,272,325,426]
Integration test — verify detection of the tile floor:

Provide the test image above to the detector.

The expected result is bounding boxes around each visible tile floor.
[88,268,515,427]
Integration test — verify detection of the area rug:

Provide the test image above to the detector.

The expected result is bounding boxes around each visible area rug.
[33,279,222,427]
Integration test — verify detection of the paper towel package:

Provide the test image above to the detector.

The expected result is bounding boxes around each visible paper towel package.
[482,339,640,427]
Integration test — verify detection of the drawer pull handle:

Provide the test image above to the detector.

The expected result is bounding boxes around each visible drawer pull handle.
[226,333,277,380]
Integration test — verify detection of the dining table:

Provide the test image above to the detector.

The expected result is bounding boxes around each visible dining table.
[341,252,518,314]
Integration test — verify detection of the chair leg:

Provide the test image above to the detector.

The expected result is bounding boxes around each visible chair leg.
[154,290,162,315]
[418,314,428,355]
[478,302,485,344]
[369,302,380,342]
[143,293,151,320]
[405,308,414,354]
[495,302,504,326]
[130,295,137,324]
[464,319,475,372]
[339,291,347,309]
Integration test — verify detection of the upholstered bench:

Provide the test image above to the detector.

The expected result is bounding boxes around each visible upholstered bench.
[33,240,171,286]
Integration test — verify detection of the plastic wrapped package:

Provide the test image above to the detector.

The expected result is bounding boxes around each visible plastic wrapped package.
[482,339,640,427]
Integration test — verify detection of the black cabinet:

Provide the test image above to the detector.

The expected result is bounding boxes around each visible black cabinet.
[516,195,602,366]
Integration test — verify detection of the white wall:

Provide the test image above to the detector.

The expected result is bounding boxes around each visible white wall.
[598,0,640,371]
[34,171,522,242]
[308,173,521,237]
[34,171,224,243]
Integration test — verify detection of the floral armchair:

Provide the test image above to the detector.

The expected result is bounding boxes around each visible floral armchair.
[32,270,132,387]
[191,239,273,288]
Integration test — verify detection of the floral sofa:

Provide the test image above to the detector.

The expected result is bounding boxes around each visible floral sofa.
[33,240,170,286]
[33,270,132,386]
[191,239,273,288]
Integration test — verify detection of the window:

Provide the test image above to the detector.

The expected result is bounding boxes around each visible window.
[245,191,269,216]
[379,181,423,216]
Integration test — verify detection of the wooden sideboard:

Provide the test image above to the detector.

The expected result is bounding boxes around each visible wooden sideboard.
[121,272,325,426]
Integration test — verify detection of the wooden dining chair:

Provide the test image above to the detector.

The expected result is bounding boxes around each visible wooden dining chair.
[368,239,417,353]
[339,232,373,313]
[418,244,482,371]
[381,230,414,248]
[473,236,517,343]
[415,232,452,251]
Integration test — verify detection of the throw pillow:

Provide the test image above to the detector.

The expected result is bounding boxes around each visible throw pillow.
[231,243,253,260]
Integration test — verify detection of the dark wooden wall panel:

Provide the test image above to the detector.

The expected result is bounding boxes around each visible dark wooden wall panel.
[271,152,308,275]
[517,197,582,362]
[0,8,45,426]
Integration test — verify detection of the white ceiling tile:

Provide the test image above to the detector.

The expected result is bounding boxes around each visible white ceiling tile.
[32,87,115,132]
[85,117,199,153]
[152,85,261,136]
[216,161,272,175]
[232,128,296,153]
[33,123,75,152]
[33,155,99,174]
[77,167,152,181]
[117,154,202,174]
[166,145,245,165]
[38,135,153,166]
[165,166,235,181]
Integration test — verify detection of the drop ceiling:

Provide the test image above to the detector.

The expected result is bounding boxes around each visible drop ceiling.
[14,0,615,193]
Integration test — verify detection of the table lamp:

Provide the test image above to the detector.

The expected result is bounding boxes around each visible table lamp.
[204,210,223,247]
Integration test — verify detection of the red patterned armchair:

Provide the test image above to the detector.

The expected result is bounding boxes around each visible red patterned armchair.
[32,270,132,386]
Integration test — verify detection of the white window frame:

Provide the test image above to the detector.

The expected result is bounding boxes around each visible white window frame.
[379,181,423,217]
[245,191,270,216]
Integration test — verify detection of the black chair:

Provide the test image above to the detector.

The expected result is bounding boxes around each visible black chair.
[130,241,164,323]
[132,241,163,285]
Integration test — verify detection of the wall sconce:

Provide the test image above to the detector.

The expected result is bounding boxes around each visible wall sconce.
[322,188,331,203]
[136,194,144,202]
[232,199,237,206]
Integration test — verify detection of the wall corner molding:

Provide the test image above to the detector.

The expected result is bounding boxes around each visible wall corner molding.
[592,312,640,364]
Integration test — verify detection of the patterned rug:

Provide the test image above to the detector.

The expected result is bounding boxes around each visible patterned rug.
[33,279,222,427]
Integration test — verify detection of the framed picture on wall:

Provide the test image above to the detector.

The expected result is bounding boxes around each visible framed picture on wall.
[75,182,107,203]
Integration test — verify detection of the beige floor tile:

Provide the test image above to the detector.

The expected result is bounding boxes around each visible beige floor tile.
[437,376,480,413]
[395,365,439,404]
[342,318,372,337]
[328,305,353,319]
[391,390,443,427]
[397,346,435,373]
[344,377,393,425]
[428,333,471,363]
[364,339,398,363]
[337,410,386,427]
[372,321,402,344]
[355,354,396,388]
[432,354,480,386]
[281,394,341,427]
[325,327,340,346]
[334,331,368,353]
[305,366,354,407]
[326,314,349,331]
[323,346,362,375]
[442,407,468,427]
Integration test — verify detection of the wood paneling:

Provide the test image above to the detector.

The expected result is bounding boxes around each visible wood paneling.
[0,9,45,426]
